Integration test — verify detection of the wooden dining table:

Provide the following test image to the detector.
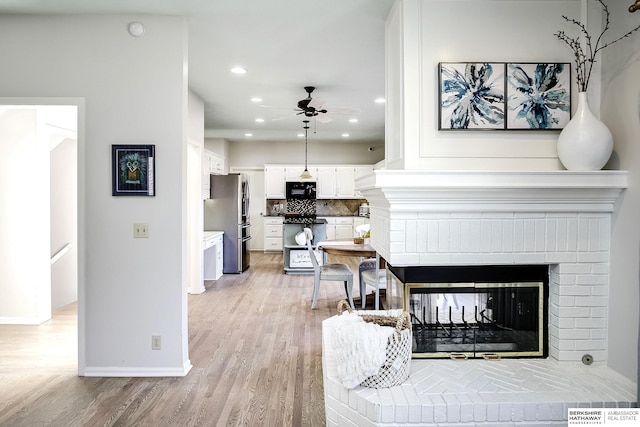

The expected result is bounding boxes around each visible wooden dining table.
[317,240,377,258]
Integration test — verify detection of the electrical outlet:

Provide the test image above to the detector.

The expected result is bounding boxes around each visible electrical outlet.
[151,335,161,350]
[134,223,149,238]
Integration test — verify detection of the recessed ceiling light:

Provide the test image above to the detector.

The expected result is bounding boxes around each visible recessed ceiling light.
[349,118,358,123]
[342,133,350,137]
[250,97,262,103]
[297,133,305,137]
[231,66,247,74]
[375,97,386,104]
[255,118,265,123]
[245,133,253,137]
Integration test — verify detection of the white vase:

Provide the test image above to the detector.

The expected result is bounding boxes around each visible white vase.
[557,92,613,171]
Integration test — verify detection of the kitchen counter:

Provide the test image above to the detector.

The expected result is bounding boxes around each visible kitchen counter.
[204,230,224,241]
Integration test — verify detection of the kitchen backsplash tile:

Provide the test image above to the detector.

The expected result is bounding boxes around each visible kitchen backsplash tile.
[266,198,366,216]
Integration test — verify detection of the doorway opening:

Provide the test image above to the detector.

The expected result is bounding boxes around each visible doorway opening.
[0,100,81,374]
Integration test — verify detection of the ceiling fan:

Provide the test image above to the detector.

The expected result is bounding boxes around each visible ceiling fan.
[263,86,360,124]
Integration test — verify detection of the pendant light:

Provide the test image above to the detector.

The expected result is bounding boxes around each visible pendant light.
[300,120,312,179]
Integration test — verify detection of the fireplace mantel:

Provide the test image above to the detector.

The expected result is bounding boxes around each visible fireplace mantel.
[357,170,628,213]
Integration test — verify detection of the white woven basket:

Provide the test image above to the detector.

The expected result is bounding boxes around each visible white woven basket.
[337,301,412,388]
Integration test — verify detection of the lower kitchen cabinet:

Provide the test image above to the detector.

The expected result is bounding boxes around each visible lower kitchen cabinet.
[203,231,224,280]
[263,216,284,252]
[319,216,355,240]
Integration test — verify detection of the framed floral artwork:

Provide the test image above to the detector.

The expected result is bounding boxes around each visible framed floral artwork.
[439,62,506,130]
[506,63,571,130]
[112,144,155,196]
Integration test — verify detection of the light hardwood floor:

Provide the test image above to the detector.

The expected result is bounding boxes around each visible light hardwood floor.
[0,252,369,427]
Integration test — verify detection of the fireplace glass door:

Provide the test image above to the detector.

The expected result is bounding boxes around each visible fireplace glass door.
[404,281,546,359]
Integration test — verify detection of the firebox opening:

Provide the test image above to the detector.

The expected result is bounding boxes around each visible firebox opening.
[387,265,549,359]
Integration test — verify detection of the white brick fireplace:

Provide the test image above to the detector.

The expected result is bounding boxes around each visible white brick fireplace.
[322,170,637,426]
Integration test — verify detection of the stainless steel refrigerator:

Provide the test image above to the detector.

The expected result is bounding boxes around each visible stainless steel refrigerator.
[204,173,250,273]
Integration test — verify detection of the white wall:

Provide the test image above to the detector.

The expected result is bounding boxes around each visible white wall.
[51,135,78,310]
[187,90,205,295]
[601,1,640,386]
[0,15,191,375]
[386,0,580,171]
[226,139,384,168]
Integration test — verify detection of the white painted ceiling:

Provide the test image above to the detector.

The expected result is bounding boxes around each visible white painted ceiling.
[1,0,393,145]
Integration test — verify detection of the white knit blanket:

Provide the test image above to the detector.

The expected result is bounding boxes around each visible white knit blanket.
[330,312,395,389]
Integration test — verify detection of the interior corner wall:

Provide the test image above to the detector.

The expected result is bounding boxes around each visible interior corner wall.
[50,136,78,310]
[600,1,640,385]
[385,0,580,171]
[0,15,191,375]
[187,90,205,295]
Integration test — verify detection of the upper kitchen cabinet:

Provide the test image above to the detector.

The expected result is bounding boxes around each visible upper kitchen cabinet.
[316,167,336,198]
[354,166,374,198]
[265,164,372,199]
[265,165,286,198]
[202,150,227,199]
[335,167,355,198]
[285,166,314,182]
[204,150,226,175]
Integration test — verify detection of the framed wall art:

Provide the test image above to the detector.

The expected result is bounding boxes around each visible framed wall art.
[112,144,155,196]
[506,63,571,130]
[439,62,506,130]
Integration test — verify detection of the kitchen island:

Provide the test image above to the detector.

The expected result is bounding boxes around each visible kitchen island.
[283,219,327,275]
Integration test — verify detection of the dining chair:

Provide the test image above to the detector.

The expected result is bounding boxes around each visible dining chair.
[306,239,355,310]
[358,258,376,308]
[359,253,386,310]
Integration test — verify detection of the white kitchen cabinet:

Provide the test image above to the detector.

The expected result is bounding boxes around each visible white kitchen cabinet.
[263,216,284,251]
[316,167,336,198]
[209,152,225,174]
[319,217,335,240]
[202,150,226,199]
[319,217,354,240]
[265,166,286,198]
[354,166,373,198]
[285,166,315,181]
[265,164,372,199]
[336,167,355,198]
[203,231,224,280]
[334,216,354,239]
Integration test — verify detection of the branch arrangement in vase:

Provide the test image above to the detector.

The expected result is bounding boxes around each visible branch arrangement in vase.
[555,0,640,92]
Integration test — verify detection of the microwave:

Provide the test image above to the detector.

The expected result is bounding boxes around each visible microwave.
[286,181,316,199]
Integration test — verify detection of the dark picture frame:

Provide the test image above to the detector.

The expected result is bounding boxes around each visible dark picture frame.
[112,144,155,196]
[438,62,506,130]
[506,62,571,130]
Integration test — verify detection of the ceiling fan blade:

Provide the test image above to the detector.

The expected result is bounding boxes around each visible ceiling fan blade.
[271,114,298,121]
[315,114,332,124]
[308,97,326,110]
[325,107,361,116]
